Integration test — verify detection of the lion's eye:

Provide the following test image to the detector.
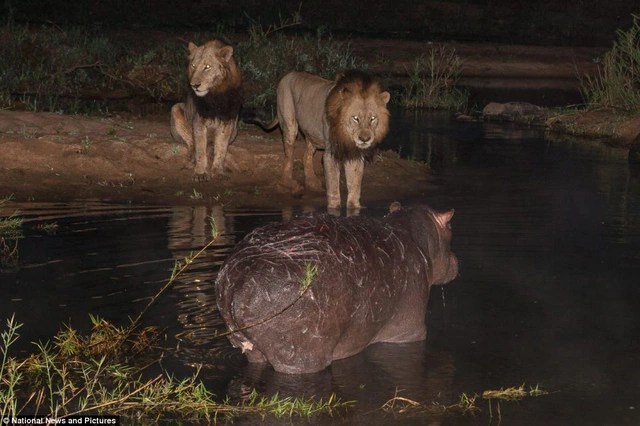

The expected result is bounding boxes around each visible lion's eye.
[191,63,196,69]
[351,115,360,123]
[370,116,377,122]
[204,64,211,70]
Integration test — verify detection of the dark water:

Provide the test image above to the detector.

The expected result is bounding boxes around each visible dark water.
[2,111,640,425]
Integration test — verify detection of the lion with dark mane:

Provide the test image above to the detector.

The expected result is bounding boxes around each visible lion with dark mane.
[170,39,242,181]
[250,70,390,210]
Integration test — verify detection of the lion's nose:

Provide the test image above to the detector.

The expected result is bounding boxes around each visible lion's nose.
[191,83,201,89]
[358,133,373,144]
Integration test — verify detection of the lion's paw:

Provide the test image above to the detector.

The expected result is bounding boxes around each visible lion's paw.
[306,179,324,192]
[276,179,304,195]
[193,172,210,183]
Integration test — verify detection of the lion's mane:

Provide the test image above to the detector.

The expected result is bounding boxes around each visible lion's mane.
[325,70,391,161]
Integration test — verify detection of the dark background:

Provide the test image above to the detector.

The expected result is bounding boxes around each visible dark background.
[2,0,638,46]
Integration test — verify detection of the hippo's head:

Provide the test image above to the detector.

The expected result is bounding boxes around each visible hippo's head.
[389,203,458,285]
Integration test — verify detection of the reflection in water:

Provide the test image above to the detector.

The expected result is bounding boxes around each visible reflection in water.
[1,111,640,424]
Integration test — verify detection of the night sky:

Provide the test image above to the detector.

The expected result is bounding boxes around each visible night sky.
[3,0,639,46]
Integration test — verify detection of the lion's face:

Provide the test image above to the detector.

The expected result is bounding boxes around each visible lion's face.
[187,40,238,97]
[341,91,391,150]
[326,72,391,160]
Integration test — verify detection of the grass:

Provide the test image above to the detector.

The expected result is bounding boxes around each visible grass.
[0,14,468,114]
[580,13,640,113]
[0,23,185,114]
[0,217,353,422]
[382,384,549,419]
[0,196,23,240]
[400,45,468,111]
[0,315,352,422]
[0,196,22,271]
[236,13,366,108]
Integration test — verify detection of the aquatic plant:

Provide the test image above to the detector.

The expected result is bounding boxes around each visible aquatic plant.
[580,14,640,113]
[400,45,468,111]
[382,383,548,420]
[0,196,22,240]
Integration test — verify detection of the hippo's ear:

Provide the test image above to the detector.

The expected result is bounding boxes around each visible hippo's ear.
[388,201,402,213]
[435,209,454,228]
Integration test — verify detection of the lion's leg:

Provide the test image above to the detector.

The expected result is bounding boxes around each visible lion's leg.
[323,151,341,210]
[344,157,365,210]
[210,118,237,177]
[192,120,210,182]
[303,140,323,192]
[170,103,193,149]
[278,120,303,193]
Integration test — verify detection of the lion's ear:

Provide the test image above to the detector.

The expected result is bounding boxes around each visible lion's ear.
[340,86,353,99]
[380,91,391,105]
[388,201,402,213]
[218,46,234,63]
[188,42,198,54]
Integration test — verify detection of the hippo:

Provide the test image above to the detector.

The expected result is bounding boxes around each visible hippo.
[214,202,458,374]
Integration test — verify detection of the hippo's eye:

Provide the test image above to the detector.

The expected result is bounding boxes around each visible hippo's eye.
[351,115,360,123]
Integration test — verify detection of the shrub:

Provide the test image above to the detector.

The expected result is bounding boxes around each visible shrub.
[400,45,468,111]
[237,24,365,108]
[580,14,640,113]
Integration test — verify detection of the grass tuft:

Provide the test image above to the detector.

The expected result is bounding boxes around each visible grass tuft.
[580,13,640,113]
[400,45,468,111]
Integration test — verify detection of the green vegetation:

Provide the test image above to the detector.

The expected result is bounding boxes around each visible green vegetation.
[0,315,352,422]
[0,15,467,114]
[236,12,366,107]
[382,384,549,419]
[0,197,22,240]
[581,14,640,113]
[0,23,185,114]
[0,217,352,422]
[400,45,468,111]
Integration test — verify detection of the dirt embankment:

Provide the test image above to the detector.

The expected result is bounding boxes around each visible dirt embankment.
[0,110,430,207]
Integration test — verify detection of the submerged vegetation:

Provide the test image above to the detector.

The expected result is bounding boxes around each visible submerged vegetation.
[0,196,22,271]
[382,383,549,420]
[580,14,640,113]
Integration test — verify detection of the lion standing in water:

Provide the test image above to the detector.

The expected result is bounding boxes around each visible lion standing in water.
[253,70,391,210]
[170,39,242,181]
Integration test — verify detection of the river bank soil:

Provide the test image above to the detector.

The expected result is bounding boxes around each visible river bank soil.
[0,110,431,208]
[1,39,636,207]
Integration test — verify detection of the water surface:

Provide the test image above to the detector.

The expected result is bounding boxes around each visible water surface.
[1,111,639,425]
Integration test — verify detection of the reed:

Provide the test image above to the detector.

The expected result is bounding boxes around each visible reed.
[0,196,22,239]
[400,45,468,111]
[580,14,640,113]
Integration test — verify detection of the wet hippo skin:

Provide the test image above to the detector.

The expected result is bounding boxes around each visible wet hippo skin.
[215,203,458,374]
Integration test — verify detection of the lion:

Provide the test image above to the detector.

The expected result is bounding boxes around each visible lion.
[249,70,391,210]
[170,39,242,181]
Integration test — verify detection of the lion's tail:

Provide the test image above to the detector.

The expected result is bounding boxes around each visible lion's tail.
[240,108,279,132]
